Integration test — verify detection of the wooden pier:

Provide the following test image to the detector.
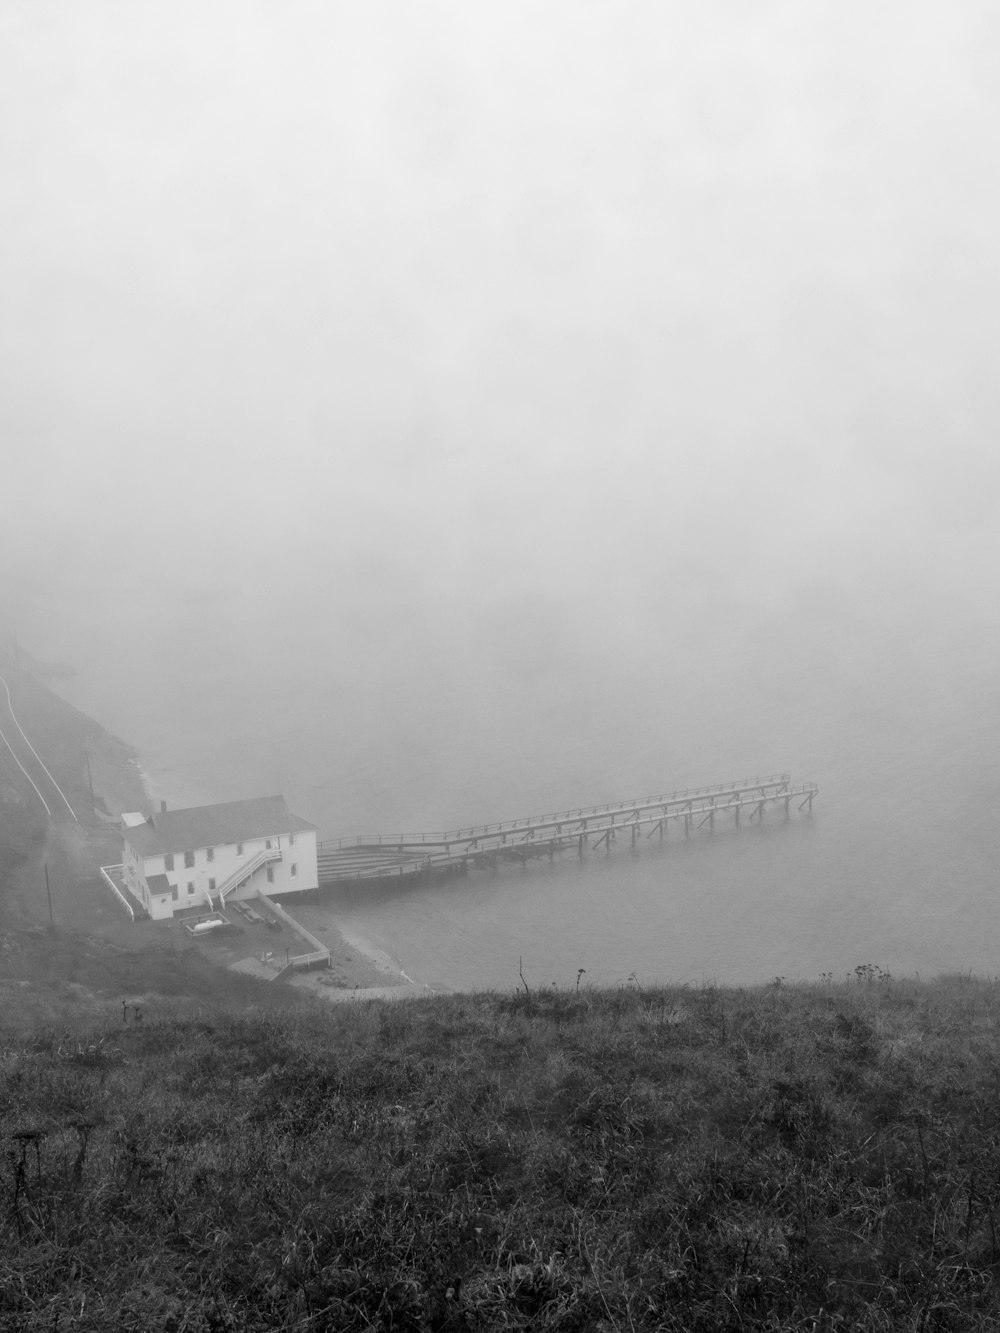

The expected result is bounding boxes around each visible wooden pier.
[316,774,818,886]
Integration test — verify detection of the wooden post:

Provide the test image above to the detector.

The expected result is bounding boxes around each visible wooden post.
[83,738,95,815]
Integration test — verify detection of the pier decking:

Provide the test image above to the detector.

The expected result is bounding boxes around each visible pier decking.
[317,774,818,886]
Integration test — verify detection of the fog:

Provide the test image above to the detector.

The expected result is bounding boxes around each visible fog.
[3,3,1000,981]
[5,0,1000,600]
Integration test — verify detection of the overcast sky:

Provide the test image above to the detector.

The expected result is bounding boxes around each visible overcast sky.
[3,1,999,631]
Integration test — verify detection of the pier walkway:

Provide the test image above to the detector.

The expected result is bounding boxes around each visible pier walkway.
[317,774,818,886]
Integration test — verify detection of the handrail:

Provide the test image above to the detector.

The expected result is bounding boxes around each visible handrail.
[316,780,819,882]
[319,776,798,852]
[254,890,330,957]
[217,846,282,904]
[272,949,330,982]
[100,864,135,923]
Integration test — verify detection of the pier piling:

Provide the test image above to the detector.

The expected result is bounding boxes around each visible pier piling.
[316,775,819,886]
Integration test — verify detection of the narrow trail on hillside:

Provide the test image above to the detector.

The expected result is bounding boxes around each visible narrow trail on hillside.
[0,672,77,822]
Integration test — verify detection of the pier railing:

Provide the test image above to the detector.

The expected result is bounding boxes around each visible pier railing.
[321,775,795,851]
[317,775,817,884]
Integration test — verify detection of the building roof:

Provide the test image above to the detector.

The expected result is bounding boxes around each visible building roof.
[123,795,316,856]
[146,874,172,897]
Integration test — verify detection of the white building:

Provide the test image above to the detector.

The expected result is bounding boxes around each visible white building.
[119,795,318,921]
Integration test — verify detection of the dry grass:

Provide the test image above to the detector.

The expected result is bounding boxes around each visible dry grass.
[2,973,1000,1329]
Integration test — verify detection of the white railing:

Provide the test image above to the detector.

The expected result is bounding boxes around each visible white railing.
[254,890,330,962]
[99,864,135,923]
[288,949,329,968]
[315,780,819,883]
[318,775,794,851]
[217,846,283,905]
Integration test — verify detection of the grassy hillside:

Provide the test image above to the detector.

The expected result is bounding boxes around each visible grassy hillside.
[3,974,1000,1331]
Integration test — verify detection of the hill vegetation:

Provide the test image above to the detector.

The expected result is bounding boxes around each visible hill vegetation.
[4,972,1000,1331]
[0,658,387,1021]
[4,652,999,1328]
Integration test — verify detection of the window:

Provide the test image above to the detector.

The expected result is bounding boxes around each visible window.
[208,877,216,892]
[184,850,194,869]
[289,833,296,847]
[236,843,243,856]
[290,863,297,878]
[165,854,174,871]
[171,884,179,902]
[207,847,215,863]
[266,866,274,883]
[187,882,195,895]
[265,838,272,850]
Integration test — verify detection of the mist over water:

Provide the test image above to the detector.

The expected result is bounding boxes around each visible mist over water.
[4,3,1000,986]
[19,552,1000,989]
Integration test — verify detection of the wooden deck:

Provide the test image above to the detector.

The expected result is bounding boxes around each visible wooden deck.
[317,774,818,885]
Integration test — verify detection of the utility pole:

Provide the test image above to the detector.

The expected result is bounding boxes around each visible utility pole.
[44,863,54,931]
[83,737,95,815]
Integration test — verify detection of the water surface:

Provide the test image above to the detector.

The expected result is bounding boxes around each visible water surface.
[23,567,1000,990]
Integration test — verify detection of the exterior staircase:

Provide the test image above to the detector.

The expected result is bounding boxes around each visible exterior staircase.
[214,846,283,908]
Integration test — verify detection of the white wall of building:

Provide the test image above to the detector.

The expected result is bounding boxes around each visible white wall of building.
[123,828,319,918]
[148,887,173,921]
[230,830,319,901]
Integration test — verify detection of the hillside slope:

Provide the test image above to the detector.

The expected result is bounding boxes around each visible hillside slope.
[0,655,391,1021]
[3,976,1000,1331]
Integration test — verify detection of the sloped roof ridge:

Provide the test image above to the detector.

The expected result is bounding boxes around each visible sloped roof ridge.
[124,794,316,856]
